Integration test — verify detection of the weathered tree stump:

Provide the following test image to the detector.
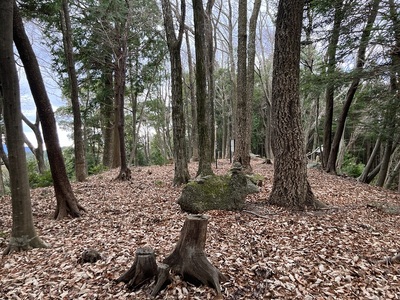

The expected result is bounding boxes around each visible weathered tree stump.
[116,247,158,290]
[163,214,226,296]
[151,263,172,297]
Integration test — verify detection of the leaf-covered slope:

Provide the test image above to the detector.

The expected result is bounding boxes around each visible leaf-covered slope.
[0,159,399,299]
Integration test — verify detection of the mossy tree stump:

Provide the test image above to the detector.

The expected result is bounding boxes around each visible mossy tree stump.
[163,214,226,296]
[177,166,260,213]
[116,246,158,290]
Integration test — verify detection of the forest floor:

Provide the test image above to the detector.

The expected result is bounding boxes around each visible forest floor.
[0,158,399,299]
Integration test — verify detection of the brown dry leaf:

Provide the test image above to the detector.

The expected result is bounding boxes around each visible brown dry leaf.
[0,159,399,299]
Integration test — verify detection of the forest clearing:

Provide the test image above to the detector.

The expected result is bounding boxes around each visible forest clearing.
[0,159,399,299]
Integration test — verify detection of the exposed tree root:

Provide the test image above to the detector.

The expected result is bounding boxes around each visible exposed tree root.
[3,236,49,255]
[163,215,226,296]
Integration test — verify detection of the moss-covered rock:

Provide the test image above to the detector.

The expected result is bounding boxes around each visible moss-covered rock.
[177,171,260,213]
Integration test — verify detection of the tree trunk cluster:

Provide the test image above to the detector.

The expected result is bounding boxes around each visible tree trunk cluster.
[116,215,226,298]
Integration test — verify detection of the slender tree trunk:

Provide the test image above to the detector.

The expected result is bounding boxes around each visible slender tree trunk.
[13,3,84,219]
[0,0,48,254]
[161,0,190,185]
[234,0,250,171]
[268,0,324,210]
[376,139,394,187]
[60,0,86,181]
[22,113,46,173]
[185,30,199,162]
[326,0,380,174]
[101,57,114,168]
[385,158,400,189]
[244,0,261,170]
[227,0,237,152]
[205,0,216,162]
[322,0,343,169]
[358,135,381,183]
[114,13,131,180]
[193,0,213,176]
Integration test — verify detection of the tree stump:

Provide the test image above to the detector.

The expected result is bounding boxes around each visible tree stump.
[151,263,172,297]
[163,215,226,296]
[116,247,158,290]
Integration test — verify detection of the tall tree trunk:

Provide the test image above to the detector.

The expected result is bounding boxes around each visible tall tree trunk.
[268,0,324,210]
[322,0,344,169]
[13,3,84,220]
[185,29,199,162]
[326,0,380,173]
[0,0,48,254]
[161,0,190,185]
[193,0,213,177]
[385,0,400,190]
[100,56,114,168]
[60,0,86,182]
[113,10,131,180]
[234,0,250,171]
[205,0,216,162]
[227,0,237,153]
[244,0,261,170]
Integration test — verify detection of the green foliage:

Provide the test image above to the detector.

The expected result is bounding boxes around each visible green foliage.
[62,147,76,179]
[150,146,167,166]
[340,154,365,178]
[27,159,53,188]
[135,146,148,166]
[62,146,107,177]
[88,164,107,176]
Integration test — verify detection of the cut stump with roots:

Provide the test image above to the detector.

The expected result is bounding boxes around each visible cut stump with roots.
[163,214,226,296]
[116,247,158,290]
[117,215,226,297]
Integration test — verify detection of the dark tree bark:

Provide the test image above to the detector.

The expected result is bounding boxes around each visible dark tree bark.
[114,14,131,181]
[234,0,251,172]
[193,0,213,177]
[322,0,344,169]
[325,0,380,174]
[60,0,87,182]
[163,215,226,296]
[245,0,262,169]
[161,0,190,185]
[358,135,381,183]
[205,0,216,162]
[100,55,114,168]
[0,0,48,254]
[13,3,85,220]
[268,0,325,210]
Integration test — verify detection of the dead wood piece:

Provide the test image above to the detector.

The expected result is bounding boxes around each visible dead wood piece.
[379,253,400,265]
[163,214,226,296]
[151,263,171,297]
[242,209,276,219]
[78,249,101,264]
[117,246,158,290]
